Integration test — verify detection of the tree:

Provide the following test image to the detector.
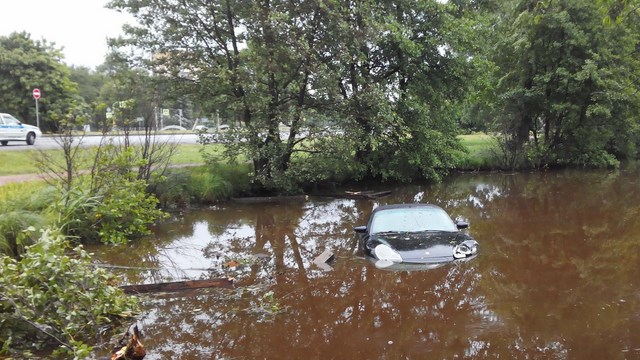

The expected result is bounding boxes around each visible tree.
[369,0,472,181]
[68,65,104,106]
[108,0,479,190]
[0,32,79,131]
[488,0,640,168]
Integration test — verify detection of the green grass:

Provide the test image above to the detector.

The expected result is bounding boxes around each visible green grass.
[0,134,496,177]
[457,133,501,170]
[170,144,207,164]
[458,133,494,157]
[0,144,213,177]
[0,150,51,176]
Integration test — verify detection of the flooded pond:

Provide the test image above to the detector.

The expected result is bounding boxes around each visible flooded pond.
[89,166,640,359]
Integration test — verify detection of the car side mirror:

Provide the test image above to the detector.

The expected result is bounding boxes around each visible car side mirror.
[456,221,469,230]
[354,225,367,233]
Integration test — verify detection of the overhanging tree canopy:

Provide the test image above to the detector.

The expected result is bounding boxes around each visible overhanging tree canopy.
[108,0,477,190]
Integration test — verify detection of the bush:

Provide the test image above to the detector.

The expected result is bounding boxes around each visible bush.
[94,178,167,245]
[50,178,166,245]
[0,228,139,358]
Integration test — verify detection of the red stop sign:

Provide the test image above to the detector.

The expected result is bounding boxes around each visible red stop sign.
[33,88,41,99]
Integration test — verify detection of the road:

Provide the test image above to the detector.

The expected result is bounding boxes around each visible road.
[0,133,201,151]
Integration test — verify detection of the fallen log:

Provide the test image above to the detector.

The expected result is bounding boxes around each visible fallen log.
[120,278,234,294]
[313,190,392,199]
[231,195,308,203]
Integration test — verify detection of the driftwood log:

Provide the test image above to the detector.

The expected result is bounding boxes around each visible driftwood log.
[314,190,392,199]
[120,278,234,294]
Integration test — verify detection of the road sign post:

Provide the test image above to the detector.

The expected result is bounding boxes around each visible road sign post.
[32,88,41,128]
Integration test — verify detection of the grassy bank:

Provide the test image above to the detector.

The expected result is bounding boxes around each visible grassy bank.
[0,144,207,177]
[0,134,498,177]
[457,133,499,170]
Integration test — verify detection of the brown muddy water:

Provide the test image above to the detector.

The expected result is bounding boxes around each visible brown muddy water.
[88,166,640,359]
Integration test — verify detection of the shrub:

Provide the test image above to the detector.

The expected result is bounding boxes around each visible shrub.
[0,228,139,358]
[94,178,167,245]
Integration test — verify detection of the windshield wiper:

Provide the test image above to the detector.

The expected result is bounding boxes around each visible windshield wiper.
[373,231,402,235]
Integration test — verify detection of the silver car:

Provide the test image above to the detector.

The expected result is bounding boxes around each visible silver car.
[0,113,42,146]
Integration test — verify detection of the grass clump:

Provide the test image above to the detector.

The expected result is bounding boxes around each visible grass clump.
[153,162,252,208]
[457,133,505,170]
[0,182,54,257]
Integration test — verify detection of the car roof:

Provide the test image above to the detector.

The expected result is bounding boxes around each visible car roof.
[372,203,444,213]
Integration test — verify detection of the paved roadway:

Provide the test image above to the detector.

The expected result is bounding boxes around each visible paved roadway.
[0,133,201,151]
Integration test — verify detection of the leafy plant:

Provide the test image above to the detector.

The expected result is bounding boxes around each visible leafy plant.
[0,228,139,358]
[94,178,167,245]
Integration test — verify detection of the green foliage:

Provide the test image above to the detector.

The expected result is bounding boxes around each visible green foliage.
[292,135,364,188]
[485,0,640,168]
[49,185,102,242]
[0,214,43,258]
[110,0,478,190]
[0,32,80,131]
[0,150,47,176]
[151,164,252,208]
[0,228,139,358]
[188,167,234,204]
[43,145,168,245]
[95,178,166,244]
[0,184,54,257]
[68,66,104,106]
[151,169,193,209]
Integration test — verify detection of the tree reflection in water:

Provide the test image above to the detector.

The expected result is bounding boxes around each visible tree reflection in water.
[89,165,640,359]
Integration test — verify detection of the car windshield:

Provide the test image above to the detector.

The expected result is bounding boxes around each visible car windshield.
[369,207,457,234]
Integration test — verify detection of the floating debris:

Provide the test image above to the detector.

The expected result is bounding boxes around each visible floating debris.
[120,278,234,294]
[110,323,146,360]
[313,249,335,271]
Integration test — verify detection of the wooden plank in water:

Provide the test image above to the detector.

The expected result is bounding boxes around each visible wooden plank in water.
[313,249,335,264]
[313,249,335,271]
[314,190,392,199]
[120,278,234,294]
[231,195,308,203]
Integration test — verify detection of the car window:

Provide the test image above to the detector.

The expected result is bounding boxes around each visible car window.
[3,115,20,126]
[370,208,457,234]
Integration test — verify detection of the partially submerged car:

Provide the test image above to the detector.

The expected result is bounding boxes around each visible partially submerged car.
[0,113,42,146]
[354,204,478,269]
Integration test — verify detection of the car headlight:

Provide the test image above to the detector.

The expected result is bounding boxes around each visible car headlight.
[374,244,403,263]
[453,240,478,259]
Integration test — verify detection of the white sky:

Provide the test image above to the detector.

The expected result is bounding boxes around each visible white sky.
[0,0,133,69]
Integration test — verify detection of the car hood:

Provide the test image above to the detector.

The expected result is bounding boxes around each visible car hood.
[22,124,42,134]
[366,231,477,264]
